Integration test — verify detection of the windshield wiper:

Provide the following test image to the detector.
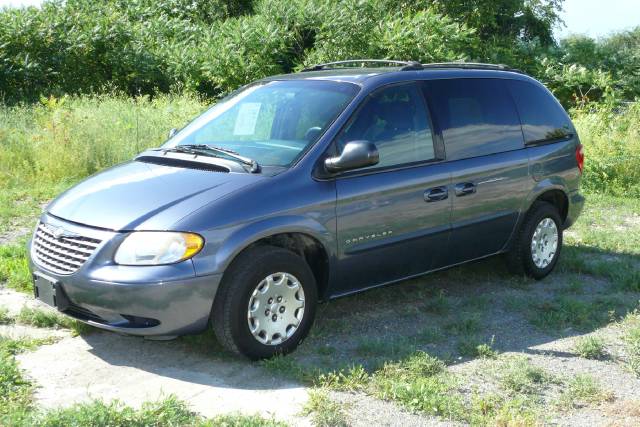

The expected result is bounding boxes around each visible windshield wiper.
[162,144,260,173]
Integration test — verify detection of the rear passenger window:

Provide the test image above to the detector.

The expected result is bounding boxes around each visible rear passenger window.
[506,80,573,144]
[424,79,523,160]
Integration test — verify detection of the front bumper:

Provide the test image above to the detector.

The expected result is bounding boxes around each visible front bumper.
[27,215,221,337]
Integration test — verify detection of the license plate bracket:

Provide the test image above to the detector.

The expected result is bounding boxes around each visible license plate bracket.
[33,273,59,308]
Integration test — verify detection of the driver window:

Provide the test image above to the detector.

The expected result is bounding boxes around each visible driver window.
[336,83,435,169]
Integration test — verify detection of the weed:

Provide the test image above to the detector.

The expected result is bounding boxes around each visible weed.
[316,344,337,356]
[469,393,540,426]
[456,336,499,359]
[15,306,92,336]
[530,297,614,332]
[0,243,32,293]
[354,337,415,359]
[574,336,608,360]
[414,326,444,344]
[0,348,32,420]
[0,308,13,325]
[621,311,640,376]
[444,315,482,336]
[558,278,585,295]
[459,295,491,311]
[0,336,59,355]
[475,340,499,359]
[503,294,530,311]
[558,374,614,409]
[498,357,554,395]
[373,369,463,418]
[301,389,348,427]
[421,289,450,314]
[316,365,369,392]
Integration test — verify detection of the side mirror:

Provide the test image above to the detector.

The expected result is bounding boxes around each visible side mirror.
[325,140,379,173]
[168,128,178,139]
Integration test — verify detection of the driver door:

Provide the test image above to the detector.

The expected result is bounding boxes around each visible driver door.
[331,82,452,296]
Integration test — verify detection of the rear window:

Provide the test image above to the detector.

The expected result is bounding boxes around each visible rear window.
[506,80,573,144]
[423,79,523,160]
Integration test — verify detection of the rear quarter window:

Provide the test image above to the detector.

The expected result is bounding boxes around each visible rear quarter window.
[423,78,524,160]
[506,79,573,144]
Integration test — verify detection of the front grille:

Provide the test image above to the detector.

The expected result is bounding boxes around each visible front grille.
[32,222,102,275]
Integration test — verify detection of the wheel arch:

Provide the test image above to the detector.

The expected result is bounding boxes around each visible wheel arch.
[214,217,334,300]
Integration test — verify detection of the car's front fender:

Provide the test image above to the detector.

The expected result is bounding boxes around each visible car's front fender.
[191,215,336,277]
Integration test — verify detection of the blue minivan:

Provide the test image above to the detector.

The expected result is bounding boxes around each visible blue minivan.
[28,60,584,359]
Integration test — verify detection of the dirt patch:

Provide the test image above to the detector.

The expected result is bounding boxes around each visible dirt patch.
[17,332,310,423]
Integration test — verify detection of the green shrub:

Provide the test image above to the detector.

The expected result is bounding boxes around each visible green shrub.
[573,102,640,197]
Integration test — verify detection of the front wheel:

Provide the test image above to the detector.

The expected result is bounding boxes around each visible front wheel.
[506,201,563,280]
[212,245,317,359]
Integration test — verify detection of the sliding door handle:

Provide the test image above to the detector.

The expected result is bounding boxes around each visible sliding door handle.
[424,187,448,202]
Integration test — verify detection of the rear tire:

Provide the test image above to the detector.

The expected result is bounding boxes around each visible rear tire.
[212,245,317,360]
[506,201,563,280]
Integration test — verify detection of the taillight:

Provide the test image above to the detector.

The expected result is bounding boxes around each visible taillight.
[575,144,584,174]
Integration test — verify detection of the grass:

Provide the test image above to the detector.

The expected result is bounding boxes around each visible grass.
[443,315,482,336]
[0,307,13,325]
[574,336,608,360]
[0,333,286,426]
[529,296,630,332]
[16,307,93,336]
[0,241,32,293]
[316,365,369,392]
[498,357,555,396]
[0,95,639,425]
[421,289,450,314]
[301,389,348,427]
[353,336,416,360]
[0,336,59,355]
[558,374,614,409]
[372,353,463,418]
[621,311,640,376]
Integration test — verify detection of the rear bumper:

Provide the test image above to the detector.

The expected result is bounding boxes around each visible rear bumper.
[564,190,585,229]
[28,237,221,337]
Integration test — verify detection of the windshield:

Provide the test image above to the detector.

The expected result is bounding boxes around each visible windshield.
[164,80,359,167]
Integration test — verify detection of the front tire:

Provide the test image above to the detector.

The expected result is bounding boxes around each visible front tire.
[506,201,563,280]
[212,245,317,359]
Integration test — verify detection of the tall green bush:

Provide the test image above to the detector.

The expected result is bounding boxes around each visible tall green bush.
[573,102,640,197]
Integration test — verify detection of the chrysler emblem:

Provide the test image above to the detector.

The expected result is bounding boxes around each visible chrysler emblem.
[51,226,78,240]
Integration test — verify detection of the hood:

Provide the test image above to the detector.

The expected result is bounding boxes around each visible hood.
[47,161,262,231]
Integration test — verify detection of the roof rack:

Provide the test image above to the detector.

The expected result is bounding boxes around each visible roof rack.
[301,59,422,72]
[418,62,523,73]
[301,59,523,74]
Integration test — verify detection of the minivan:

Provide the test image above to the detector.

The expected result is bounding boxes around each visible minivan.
[28,60,584,359]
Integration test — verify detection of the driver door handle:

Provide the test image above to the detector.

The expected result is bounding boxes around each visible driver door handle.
[454,182,476,197]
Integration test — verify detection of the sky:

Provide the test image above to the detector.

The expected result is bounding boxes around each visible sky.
[555,0,639,38]
[0,0,638,40]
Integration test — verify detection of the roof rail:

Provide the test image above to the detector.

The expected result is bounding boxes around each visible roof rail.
[301,59,422,72]
[300,59,524,74]
[418,62,524,73]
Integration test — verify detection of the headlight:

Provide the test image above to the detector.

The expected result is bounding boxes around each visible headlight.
[114,232,204,265]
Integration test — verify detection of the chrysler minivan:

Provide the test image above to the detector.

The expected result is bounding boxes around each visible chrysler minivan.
[28,60,584,359]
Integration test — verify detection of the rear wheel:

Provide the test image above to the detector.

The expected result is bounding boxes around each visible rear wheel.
[506,201,563,280]
[212,245,317,359]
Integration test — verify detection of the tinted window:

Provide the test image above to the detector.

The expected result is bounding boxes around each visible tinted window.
[336,83,435,169]
[424,79,523,160]
[166,80,358,167]
[507,80,573,143]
